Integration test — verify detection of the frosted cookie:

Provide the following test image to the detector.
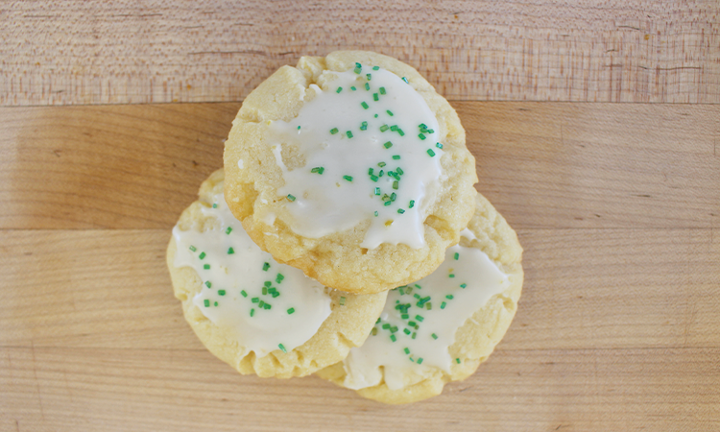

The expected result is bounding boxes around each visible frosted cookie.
[223,51,477,294]
[167,169,388,379]
[316,193,523,403]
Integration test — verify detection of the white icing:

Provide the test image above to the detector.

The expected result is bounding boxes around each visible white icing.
[172,192,332,358]
[237,159,244,169]
[341,243,510,391]
[268,65,444,250]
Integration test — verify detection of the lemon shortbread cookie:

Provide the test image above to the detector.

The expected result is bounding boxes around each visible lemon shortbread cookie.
[167,169,387,378]
[223,51,477,294]
[316,193,523,403]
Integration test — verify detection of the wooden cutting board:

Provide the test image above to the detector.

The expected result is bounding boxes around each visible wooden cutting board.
[1,2,719,431]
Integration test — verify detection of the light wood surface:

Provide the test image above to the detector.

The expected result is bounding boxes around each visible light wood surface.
[2,1,719,431]
[2,0,719,106]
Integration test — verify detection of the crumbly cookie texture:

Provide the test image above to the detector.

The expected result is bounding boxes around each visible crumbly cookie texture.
[167,169,387,378]
[223,51,477,295]
[315,193,523,403]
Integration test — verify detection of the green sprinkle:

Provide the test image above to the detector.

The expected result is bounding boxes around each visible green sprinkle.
[251,297,259,303]
[441,301,447,309]
[262,287,268,295]
[417,358,424,364]
[250,308,255,317]
[379,87,386,94]
[212,203,217,208]
[360,121,368,131]
[374,211,378,217]
[419,123,427,129]
[401,313,409,319]
[205,281,212,288]
[396,167,403,175]
[278,343,287,353]
[449,274,455,278]
[350,86,356,91]
[384,141,393,149]
[343,175,353,182]
[454,252,459,260]
[403,328,411,335]
[382,323,390,329]
[386,110,394,116]
[402,77,409,84]
[374,114,379,118]
[241,290,247,298]
[370,175,378,182]
[436,142,444,149]
[412,332,417,340]
[354,65,362,74]
[397,208,405,214]
[390,334,397,342]
[460,283,467,288]
[264,303,271,310]
[189,245,197,252]
[390,125,397,131]
[297,125,301,130]
[225,227,233,235]
[446,294,454,299]
[262,262,270,271]
[214,302,218,307]
[409,200,415,208]
[374,187,381,195]
[227,247,234,255]
[371,327,378,335]
[404,347,410,354]
[218,290,226,296]
[418,133,426,140]
[392,155,400,160]
[346,130,354,138]
[427,149,436,157]
[378,162,386,167]
[431,333,438,340]
[264,281,272,287]
[330,128,339,135]
[426,302,432,310]
[397,128,405,136]
[384,201,392,207]
[408,321,416,327]
[336,87,342,93]
[311,167,325,174]
[203,299,210,307]
[339,296,346,305]
[392,181,399,190]
[380,124,389,132]
[456,358,461,364]
[415,315,424,322]
[390,193,396,201]
[364,83,370,91]
[373,66,380,71]
[373,93,379,101]
[366,73,372,80]
[258,300,265,308]
[287,307,295,315]
[203,264,210,270]
[286,194,296,202]
[198,252,206,260]
[276,274,284,283]
[361,102,369,109]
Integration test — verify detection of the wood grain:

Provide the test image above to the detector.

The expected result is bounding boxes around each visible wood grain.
[1,102,718,230]
[2,0,719,106]
[0,228,718,431]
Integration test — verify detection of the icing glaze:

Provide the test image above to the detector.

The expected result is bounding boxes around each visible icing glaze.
[268,64,444,249]
[172,192,332,358]
[341,241,510,391]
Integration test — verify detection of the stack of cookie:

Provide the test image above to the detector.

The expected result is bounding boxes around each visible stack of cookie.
[167,51,523,404]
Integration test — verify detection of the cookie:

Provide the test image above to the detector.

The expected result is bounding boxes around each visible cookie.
[315,193,523,403]
[223,50,478,294]
[167,169,388,378]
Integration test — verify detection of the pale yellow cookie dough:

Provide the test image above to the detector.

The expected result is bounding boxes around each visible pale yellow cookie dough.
[315,193,523,403]
[167,169,388,378]
[223,51,477,295]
